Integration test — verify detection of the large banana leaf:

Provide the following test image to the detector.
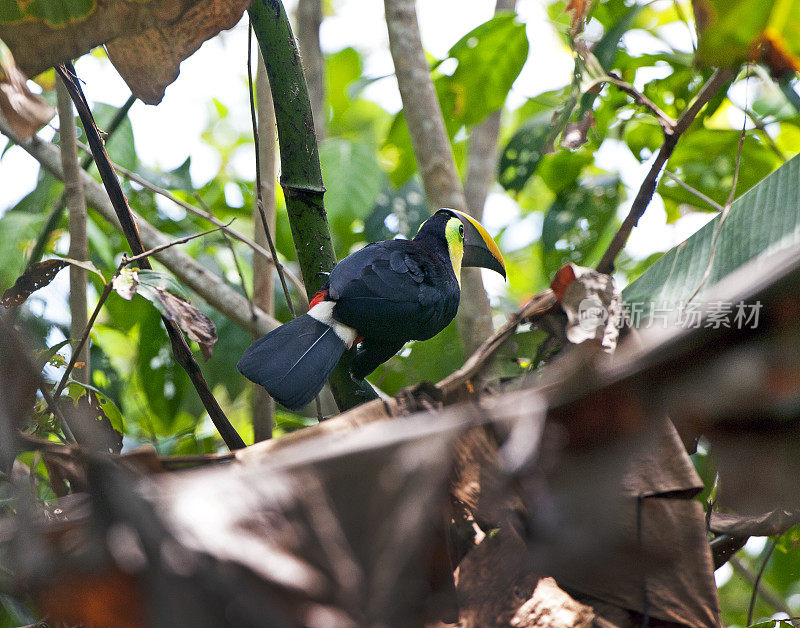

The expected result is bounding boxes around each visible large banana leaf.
[623,154,800,310]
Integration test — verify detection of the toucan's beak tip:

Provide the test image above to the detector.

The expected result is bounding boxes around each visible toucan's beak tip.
[448,209,506,280]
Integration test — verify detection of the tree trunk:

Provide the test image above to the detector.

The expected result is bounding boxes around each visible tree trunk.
[55,76,90,383]
[295,0,326,140]
[384,0,494,354]
[459,0,516,352]
[252,49,276,442]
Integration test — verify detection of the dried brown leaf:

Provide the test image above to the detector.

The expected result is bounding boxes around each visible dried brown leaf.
[154,288,217,359]
[105,0,250,104]
[1,259,68,307]
[565,0,594,34]
[0,41,54,141]
[113,267,140,301]
[561,111,594,150]
[1,258,103,308]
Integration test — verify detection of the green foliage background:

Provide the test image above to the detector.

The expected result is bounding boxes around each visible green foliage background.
[2,0,800,625]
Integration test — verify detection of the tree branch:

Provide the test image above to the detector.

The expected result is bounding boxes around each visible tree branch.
[53,224,228,401]
[84,145,307,305]
[251,39,277,441]
[57,64,245,450]
[249,0,377,411]
[457,0,516,355]
[0,115,281,339]
[596,68,735,274]
[55,76,90,384]
[384,0,494,353]
[27,95,136,268]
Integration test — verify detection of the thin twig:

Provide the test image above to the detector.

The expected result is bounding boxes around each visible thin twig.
[604,73,676,133]
[53,225,227,400]
[0,112,281,338]
[72,138,308,304]
[730,557,797,623]
[734,103,787,163]
[123,222,231,264]
[662,170,724,212]
[747,537,779,626]
[248,26,297,319]
[55,62,245,451]
[597,68,735,274]
[192,192,253,315]
[438,289,559,397]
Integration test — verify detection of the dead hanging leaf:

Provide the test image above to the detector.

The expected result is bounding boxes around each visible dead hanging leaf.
[113,267,140,301]
[561,111,595,150]
[154,288,217,359]
[552,263,621,352]
[565,0,594,34]
[0,39,54,141]
[0,0,248,106]
[1,258,103,308]
[1,259,68,307]
[105,0,251,105]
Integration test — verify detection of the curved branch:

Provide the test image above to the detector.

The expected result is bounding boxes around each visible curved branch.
[0,116,280,340]
[597,68,735,274]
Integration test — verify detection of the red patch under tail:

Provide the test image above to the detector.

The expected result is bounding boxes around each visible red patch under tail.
[309,288,328,308]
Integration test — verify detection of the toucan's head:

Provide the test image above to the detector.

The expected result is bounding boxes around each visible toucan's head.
[415,208,506,282]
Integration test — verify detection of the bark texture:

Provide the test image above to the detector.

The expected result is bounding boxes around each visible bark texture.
[384,0,494,354]
[252,49,276,442]
[55,76,90,383]
[295,0,326,140]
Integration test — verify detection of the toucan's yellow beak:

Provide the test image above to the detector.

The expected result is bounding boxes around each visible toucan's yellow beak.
[449,209,506,280]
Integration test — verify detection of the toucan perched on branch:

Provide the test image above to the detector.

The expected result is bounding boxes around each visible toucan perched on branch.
[238,209,506,410]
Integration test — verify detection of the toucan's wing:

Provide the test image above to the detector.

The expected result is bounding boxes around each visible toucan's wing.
[328,240,459,342]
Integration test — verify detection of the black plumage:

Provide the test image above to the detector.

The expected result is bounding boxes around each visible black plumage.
[238,209,503,410]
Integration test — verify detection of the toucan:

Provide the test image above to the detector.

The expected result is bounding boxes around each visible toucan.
[237,208,506,410]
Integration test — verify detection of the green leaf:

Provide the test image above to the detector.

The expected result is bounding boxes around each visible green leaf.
[0,0,94,25]
[382,111,417,188]
[92,102,137,171]
[135,269,191,301]
[498,114,552,193]
[319,138,386,256]
[623,153,800,310]
[0,212,45,292]
[541,177,621,277]
[747,621,778,628]
[659,129,781,212]
[693,0,800,73]
[136,157,193,191]
[319,138,384,221]
[363,179,429,243]
[440,12,529,127]
[135,307,190,433]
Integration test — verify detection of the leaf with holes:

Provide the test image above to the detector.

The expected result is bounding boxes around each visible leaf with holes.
[1,258,103,308]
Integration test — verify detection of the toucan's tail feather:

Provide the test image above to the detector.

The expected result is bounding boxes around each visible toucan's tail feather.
[237,314,346,410]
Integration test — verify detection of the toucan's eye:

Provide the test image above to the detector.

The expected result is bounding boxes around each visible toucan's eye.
[458,223,464,239]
